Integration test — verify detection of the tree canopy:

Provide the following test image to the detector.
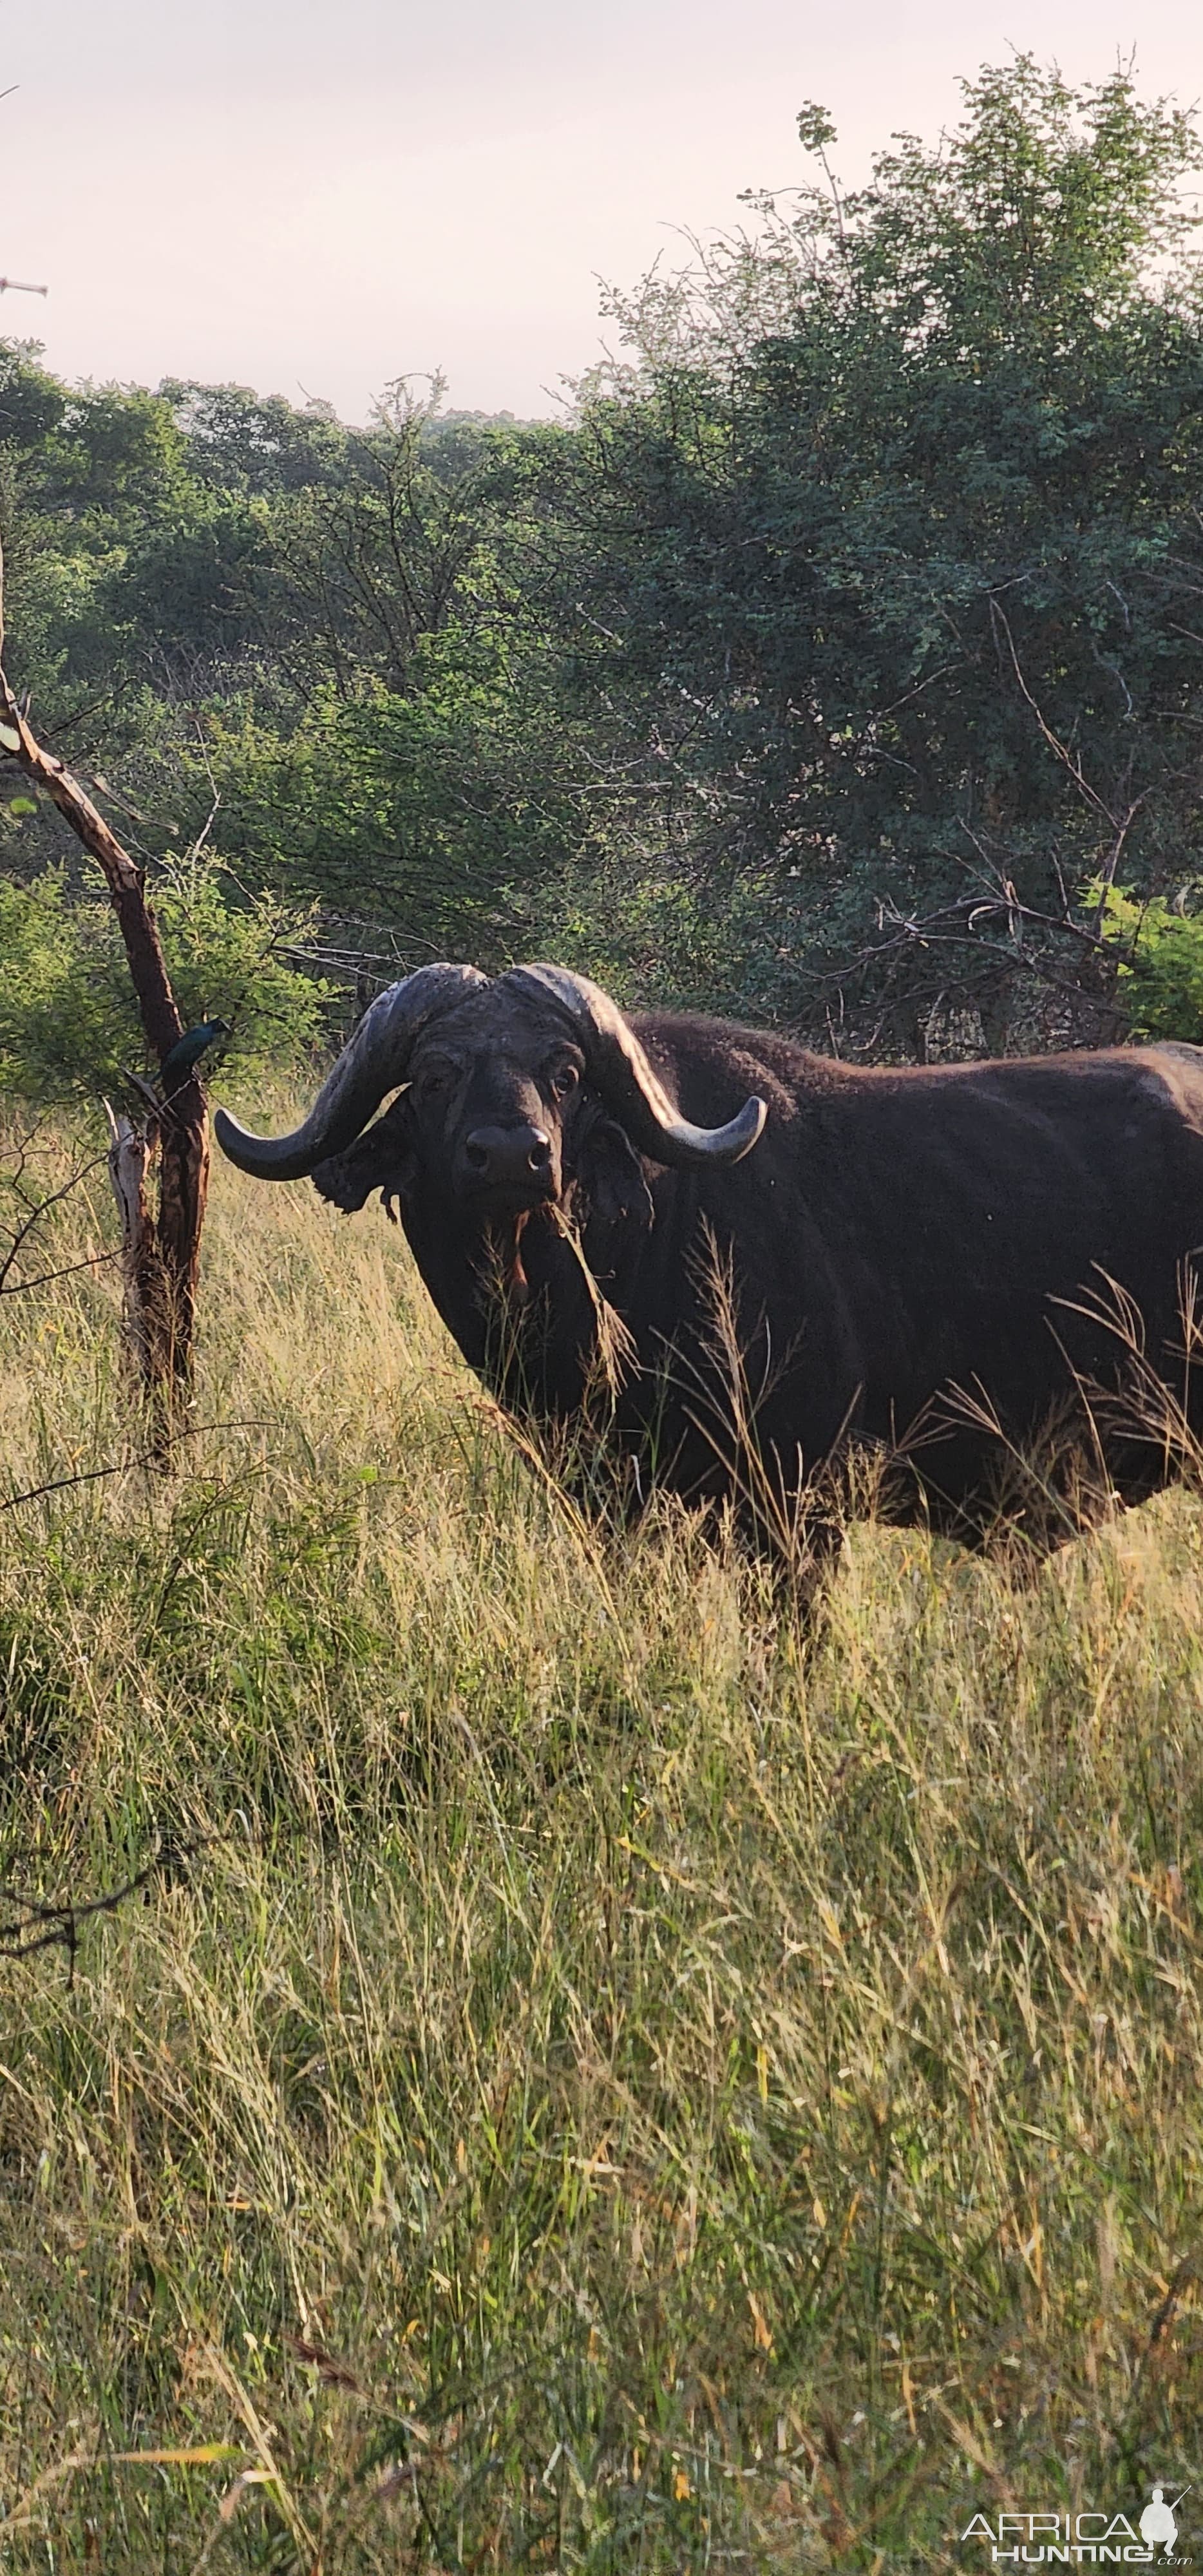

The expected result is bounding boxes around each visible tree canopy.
[3,54,1202,1068]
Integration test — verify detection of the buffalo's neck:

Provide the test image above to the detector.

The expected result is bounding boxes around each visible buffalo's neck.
[394,1171,777,1444]
[396,1195,605,1415]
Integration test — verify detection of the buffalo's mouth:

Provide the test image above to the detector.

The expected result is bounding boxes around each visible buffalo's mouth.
[481,1206,552,1305]
[463,1167,558,1211]
[462,1177,560,1254]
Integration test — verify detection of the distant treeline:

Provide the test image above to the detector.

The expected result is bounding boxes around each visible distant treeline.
[3,54,1203,1081]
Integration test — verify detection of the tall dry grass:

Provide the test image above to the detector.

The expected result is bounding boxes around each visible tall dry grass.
[0,1113,1201,2570]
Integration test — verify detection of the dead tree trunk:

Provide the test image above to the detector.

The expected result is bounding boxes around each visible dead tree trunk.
[0,543,209,1434]
[102,1105,166,1393]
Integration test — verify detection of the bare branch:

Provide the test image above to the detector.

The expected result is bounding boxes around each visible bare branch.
[0,537,210,1415]
[0,1837,220,1985]
[0,1148,112,1294]
[0,1416,278,1517]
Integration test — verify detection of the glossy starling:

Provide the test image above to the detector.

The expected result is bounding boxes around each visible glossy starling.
[159,1018,232,1093]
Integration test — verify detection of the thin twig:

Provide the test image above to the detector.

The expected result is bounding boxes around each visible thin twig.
[0,1248,122,1296]
[0,1836,220,1986]
[0,1416,279,1515]
[0,1149,111,1293]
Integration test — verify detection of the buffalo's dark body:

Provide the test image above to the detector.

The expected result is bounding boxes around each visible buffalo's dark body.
[314,1010,1203,1533]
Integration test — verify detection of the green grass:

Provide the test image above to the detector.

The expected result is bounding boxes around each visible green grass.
[1,1113,1201,2571]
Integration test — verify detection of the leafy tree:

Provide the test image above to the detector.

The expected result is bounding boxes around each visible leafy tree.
[0,855,328,1103]
[4,57,1202,1047]
[566,57,1203,1035]
[156,379,352,498]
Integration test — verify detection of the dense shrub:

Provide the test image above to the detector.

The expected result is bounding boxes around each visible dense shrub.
[0,852,329,1101]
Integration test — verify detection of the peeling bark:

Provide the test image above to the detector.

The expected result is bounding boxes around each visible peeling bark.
[103,1104,158,1387]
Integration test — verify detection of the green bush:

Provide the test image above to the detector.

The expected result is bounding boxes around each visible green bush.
[1097,880,1203,1043]
[0,851,331,1103]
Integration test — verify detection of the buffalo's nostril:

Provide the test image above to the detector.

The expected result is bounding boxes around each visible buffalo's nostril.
[463,1122,553,1191]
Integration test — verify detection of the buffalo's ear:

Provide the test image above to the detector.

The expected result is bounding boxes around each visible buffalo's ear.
[574,1115,655,1233]
[312,1095,418,1220]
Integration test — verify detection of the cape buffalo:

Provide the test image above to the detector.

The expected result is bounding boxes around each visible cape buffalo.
[214,963,1203,1542]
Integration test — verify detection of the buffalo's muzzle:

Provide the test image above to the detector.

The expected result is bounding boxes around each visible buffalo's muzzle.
[460,1122,554,1202]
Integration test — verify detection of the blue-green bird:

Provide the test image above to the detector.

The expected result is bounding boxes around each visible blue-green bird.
[159,1018,231,1094]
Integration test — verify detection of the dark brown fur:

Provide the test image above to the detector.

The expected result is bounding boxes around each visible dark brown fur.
[310,992,1203,1540]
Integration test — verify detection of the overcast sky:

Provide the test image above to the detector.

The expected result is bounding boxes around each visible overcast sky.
[1,0,1200,422]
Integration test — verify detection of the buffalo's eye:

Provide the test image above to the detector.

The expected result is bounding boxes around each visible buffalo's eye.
[549,1061,580,1101]
[417,1063,455,1100]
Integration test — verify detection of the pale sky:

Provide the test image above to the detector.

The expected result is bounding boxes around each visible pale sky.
[1,0,1200,422]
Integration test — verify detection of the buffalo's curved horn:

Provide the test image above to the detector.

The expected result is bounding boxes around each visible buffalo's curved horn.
[507,964,767,1167]
[214,963,488,1182]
